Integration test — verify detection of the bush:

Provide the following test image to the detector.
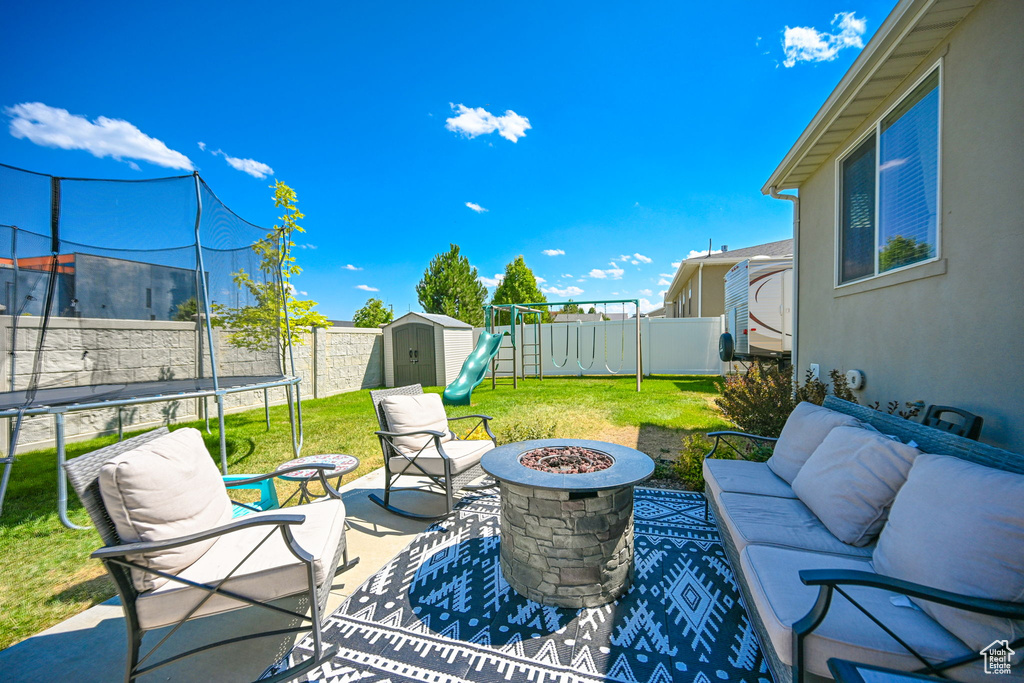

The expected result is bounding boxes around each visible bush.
[672,433,716,491]
[716,363,859,437]
[494,419,558,445]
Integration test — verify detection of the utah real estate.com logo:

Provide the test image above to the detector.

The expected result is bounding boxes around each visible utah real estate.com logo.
[981,640,1014,675]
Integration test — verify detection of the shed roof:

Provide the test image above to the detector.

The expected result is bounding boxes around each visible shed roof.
[762,0,978,192]
[390,311,473,329]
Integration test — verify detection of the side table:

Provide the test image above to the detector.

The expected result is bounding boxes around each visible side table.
[276,453,360,505]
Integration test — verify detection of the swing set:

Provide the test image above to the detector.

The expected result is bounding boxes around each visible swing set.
[484,298,642,392]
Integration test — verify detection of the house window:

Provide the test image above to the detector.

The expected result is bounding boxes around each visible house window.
[838,68,940,285]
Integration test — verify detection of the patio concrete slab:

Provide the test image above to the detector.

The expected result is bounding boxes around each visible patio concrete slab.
[0,467,461,682]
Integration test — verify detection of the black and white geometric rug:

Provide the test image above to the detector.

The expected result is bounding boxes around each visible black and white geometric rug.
[281,488,773,683]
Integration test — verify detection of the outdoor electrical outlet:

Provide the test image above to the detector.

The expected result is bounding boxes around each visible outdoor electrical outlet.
[809,364,820,381]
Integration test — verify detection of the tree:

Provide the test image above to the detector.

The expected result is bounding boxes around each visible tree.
[879,235,932,272]
[587,306,596,315]
[491,255,549,324]
[221,181,329,369]
[353,297,393,328]
[560,300,583,314]
[416,244,488,327]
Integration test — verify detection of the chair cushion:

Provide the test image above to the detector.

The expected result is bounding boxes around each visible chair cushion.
[740,545,977,680]
[717,492,873,558]
[792,426,920,546]
[766,402,863,484]
[873,453,1024,654]
[99,428,233,592]
[135,498,347,630]
[389,438,494,477]
[703,458,796,500]
[380,393,452,455]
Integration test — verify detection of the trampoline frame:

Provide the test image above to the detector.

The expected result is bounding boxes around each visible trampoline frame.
[0,169,307,529]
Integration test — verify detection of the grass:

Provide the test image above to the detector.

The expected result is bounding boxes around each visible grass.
[0,374,728,650]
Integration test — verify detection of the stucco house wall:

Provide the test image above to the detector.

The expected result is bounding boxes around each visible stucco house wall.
[794,0,1024,450]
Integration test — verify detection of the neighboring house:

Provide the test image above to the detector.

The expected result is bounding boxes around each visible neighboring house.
[662,239,792,318]
[762,0,1023,450]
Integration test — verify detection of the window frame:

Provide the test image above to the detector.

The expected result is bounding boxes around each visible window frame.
[834,60,943,289]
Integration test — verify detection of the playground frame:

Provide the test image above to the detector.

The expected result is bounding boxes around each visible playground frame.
[484,299,641,392]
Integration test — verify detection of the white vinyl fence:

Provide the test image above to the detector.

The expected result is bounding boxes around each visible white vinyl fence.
[473,317,725,378]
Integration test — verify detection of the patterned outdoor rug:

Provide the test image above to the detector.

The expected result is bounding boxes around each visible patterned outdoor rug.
[279,488,773,683]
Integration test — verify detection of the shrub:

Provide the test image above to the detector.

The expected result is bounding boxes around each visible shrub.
[672,433,716,491]
[494,419,558,445]
[716,363,860,437]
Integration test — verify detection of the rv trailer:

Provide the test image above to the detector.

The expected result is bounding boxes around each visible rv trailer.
[720,257,792,361]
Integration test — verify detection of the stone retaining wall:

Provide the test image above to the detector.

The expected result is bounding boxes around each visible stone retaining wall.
[0,318,383,454]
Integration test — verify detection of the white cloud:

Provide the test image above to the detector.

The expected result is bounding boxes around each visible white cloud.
[606,265,625,279]
[615,254,631,262]
[638,298,660,314]
[630,260,639,265]
[782,12,866,68]
[685,248,723,259]
[297,243,317,250]
[535,276,546,283]
[542,285,584,297]
[659,273,674,278]
[542,248,565,256]
[561,273,573,278]
[658,278,671,286]
[671,261,682,268]
[5,102,193,170]
[478,273,504,288]
[445,103,531,143]
[197,141,206,151]
[465,201,488,213]
[659,290,667,298]
[638,288,653,296]
[208,148,274,178]
[343,264,362,270]
[588,265,625,280]
[588,269,608,279]
[633,253,652,264]
[356,284,379,292]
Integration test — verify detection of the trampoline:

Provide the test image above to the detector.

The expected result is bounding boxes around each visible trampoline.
[0,163,305,528]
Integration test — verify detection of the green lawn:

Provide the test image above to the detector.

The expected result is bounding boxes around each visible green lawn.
[0,375,728,649]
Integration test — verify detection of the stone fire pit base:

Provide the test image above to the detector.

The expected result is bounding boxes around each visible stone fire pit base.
[499,481,634,608]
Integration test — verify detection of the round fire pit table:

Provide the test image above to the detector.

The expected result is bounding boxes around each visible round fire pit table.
[481,439,654,608]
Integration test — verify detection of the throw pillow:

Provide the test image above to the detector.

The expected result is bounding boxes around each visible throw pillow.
[873,453,1024,652]
[99,428,233,592]
[766,402,863,484]
[380,393,452,454]
[792,425,920,546]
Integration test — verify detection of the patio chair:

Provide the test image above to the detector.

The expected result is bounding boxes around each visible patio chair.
[64,426,358,683]
[369,384,496,519]
[922,404,983,440]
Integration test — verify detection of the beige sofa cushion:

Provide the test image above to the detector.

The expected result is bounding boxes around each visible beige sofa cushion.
[135,498,347,630]
[716,492,873,559]
[766,402,862,484]
[740,545,979,680]
[99,427,233,592]
[873,453,1024,654]
[380,393,452,454]
[792,426,920,546]
[389,438,494,477]
[703,458,796,500]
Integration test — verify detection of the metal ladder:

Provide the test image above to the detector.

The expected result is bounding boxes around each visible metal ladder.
[520,315,543,381]
[491,334,518,388]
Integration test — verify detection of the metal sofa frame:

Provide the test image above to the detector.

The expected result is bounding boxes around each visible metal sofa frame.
[369,384,496,519]
[703,396,1024,683]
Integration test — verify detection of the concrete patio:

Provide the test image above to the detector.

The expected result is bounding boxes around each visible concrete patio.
[0,468,455,682]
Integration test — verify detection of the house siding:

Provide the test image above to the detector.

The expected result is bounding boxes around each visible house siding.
[794,0,1024,450]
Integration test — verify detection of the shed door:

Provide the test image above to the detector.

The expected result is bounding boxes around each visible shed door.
[393,323,437,387]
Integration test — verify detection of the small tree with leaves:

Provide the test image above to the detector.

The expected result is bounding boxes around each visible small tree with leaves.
[353,297,393,328]
[416,244,488,326]
[221,181,329,370]
[491,255,549,324]
[560,300,583,314]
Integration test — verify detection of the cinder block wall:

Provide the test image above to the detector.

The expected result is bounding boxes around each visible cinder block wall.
[0,319,383,454]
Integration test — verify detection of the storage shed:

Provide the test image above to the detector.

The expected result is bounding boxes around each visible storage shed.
[383,312,474,388]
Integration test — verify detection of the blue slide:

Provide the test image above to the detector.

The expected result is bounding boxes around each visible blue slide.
[443,331,506,406]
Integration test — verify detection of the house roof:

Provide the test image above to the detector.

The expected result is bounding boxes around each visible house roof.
[664,239,793,302]
[762,0,978,193]
[391,311,473,329]
[551,313,604,323]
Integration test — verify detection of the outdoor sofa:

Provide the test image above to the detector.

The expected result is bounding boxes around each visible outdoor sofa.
[703,396,1024,683]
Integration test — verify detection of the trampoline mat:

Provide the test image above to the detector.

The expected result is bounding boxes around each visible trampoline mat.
[0,376,290,412]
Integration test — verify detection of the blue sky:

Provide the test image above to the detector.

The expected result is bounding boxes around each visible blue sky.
[0,1,896,319]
